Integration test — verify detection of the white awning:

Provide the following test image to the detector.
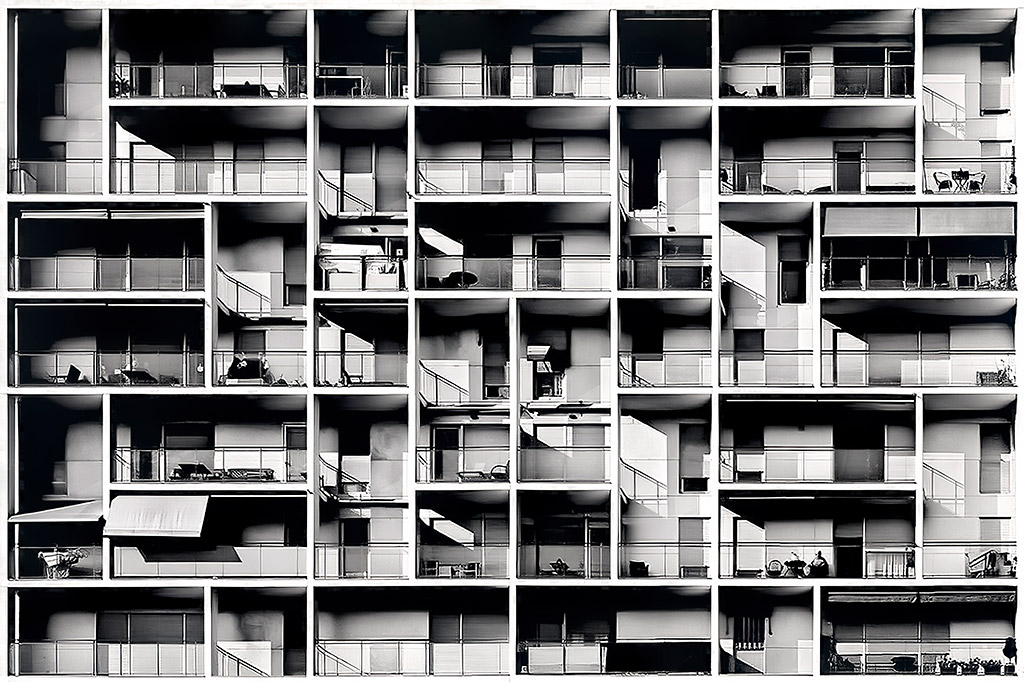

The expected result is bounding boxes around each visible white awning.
[824,207,918,237]
[104,496,209,538]
[9,500,103,523]
[319,243,386,257]
[919,206,1015,236]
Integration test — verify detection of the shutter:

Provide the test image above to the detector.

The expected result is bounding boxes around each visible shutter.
[778,236,809,261]
[824,207,917,236]
[463,614,508,642]
[131,613,185,644]
[430,614,461,643]
[97,613,129,643]
[980,425,1011,494]
[919,206,1015,236]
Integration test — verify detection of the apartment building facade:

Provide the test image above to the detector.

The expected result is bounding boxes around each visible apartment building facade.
[3,4,1020,679]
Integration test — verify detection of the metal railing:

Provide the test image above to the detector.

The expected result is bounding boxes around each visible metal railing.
[213,350,306,387]
[415,445,510,483]
[10,640,204,676]
[720,349,815,387]
[215,265,275,318]
[619,65,712,99]
[417,63,610,99]
[319,255,406,292]
[721,158,916,195]
[14,545,102,580]
[822,350,1015,387]
[922,85,967,137]
[9,159,103,194]
[416,159,610,195]
[216,645,271,677]
[318,451,406,502]
[317,170,377,216]
[418,255,611,291]
[923,157,1017,195]
[111,158,306,195]
[418,543,509,578]
[520,361,608,404]
[13,350,203,387]
[315,639,509,676]
[13,255,203,292]
[828,639,1013,675]
[618,350,712,387]
[112,544,305,578]
[721,541,916,579]
[315,350,408,387]
[720,446,916,483]
[519,543,611,578]
[822,255,1016,291]
[620,542,711,578]
[922,462,966,516]
[518,446,610,483]
[719,62,913,99]
[315,64,407,98]
[618,256,712,290]
[519,640,711,675]
[113,445,306,483]
[418,361,510,405]
[314,543,408,579]
[921,541,1017,578]
[112,62,304,98]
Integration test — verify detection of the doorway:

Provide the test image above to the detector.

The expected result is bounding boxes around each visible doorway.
[833,519,863,578]
[782,50,811,97]
[534,237,563,290]
[834,142,863,194]
[534,47,583,97]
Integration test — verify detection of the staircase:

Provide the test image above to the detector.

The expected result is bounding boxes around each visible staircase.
[315,643,362,676]
[318,453,370,502]
[216,645,269,677]
[922,462,965,516]
[416,170,447,195]
[618,355,656,388]
[620,459,668,513]
[418,361,470,406]
[216,265,272,320]
[317,171,375,217]
[922,85,967,139]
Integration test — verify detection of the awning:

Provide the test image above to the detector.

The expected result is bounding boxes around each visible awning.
[9,500,103,523]
[824,207,918,237]
[104,495,209,538]
[827,592,918,604]
[919,206,1015,236]
[919,591,1016,604]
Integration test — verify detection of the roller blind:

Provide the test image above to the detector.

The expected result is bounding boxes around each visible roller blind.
[824,207,918,236]
[919,206,1015,236]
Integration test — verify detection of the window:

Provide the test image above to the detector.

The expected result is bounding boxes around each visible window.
[980,424,1012,494]
[981,46,1012,115]
[779,236,808,304]
[734,330,765,362]
[735,616,766,650]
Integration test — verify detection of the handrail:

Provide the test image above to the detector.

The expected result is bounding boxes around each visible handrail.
[315,642,363,676]
[419,361,471,404]
[922,84,967,119]
[216,645,269,677]
[317,170,374,214]
[416,169,446,195]
[620,459,668,497]
[215,264,272,317]
[617,355,656,388]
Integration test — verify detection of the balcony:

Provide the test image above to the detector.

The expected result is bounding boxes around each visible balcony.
[314,543,408,580]
[518,543,610,579]
[13,256,204,293]
[417,159,610,196]
[518,445,610,483]
[418,63,610,99]
[721,158,916,196]
[112,446,306,484]
[720,349,814,387]
[316,302,408,388]
[828,638,1015,675]
[824,350,1015,388]
[111,158,306,195]
[13,350,203,388]
[720,541,916,579]
[418,255,611,292]
[316,63,407,98]
[13,544,102,580]
[619,350,712,387]
[314,10,407,98]
[720,446,915,484]
[318,251,407,292]
[112,544,305,578]
[922,542,1017,579]
[620,66,711,100]
[619,255,712,290]
[112,62,305,99]
[419,543,509,579]
[923,158,1017,195]
[315,639,509,676]
[213,350,306,387]
[316,351,407,387]
[720,62,913,99]
[8,159,103,195]
[620,542,711,579]
[416,445,509,484]
[823,255,1016,292]
[10,641,204,677]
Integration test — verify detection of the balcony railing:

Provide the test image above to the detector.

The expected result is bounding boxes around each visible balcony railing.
[719,62,913,99]
[316,639,509,676]
[315,64,408,98]
[520,361,609,404]
[9,159,103,194]
[13,350,203,387]
[14,545,102,580]
[13,256,204,292]
[828,638,1013,675]
[721,158,915,195]
[620,542,711,578]
[418,255,612,291]
[113,446,306,483]
[113,544,305,578]
[619,350,712,387]
[416,159,610,195]
[721,541,916,579]
[719,446,916,484]
[519,640,711,675]
[417,63,610,99]
[111,159,306,195]
[10,640,204,676]
[213,350,306,387]
[419,543,509,578]
[315,543,408,579]
[619,65,712,99]
[822,350,1015,387]
[922,542,1017,578]
[619,256,712,290]
[315,350,408,387]
[416,445,510,483]
[419,361,510,405]
[216,645,278,677]
[923,157,1017,195]
[519,543,611,578]
[518,446,610,483]
[720,349,815,387]
[318,255,407,292]
[112,62,305,98]
[822,255,1016,291]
